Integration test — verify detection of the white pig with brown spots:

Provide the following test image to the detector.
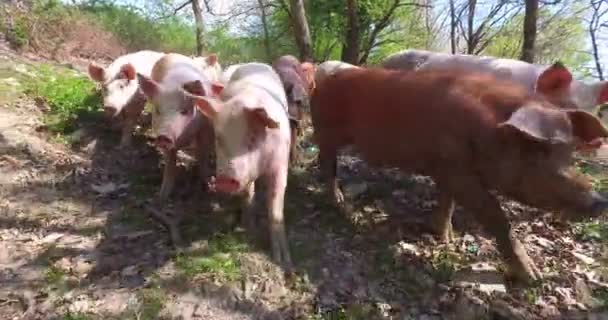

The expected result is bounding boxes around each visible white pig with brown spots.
[190,62,292,268]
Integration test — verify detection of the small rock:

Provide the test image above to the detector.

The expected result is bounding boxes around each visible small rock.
[91,182,118,195]
[571,251,596,265]
[490,300,529,320]
[575,278,602,308]
[539,304,560,318]
[344,183,367,198]
[462,234,475,243]
[121,265,139,277]
[396,241,421,256]
[452,294,489,320]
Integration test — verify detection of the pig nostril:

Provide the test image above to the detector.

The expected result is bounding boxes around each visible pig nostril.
[155,135,174,151]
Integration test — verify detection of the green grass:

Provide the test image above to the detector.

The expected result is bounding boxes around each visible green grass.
[62,312,92,320]
[23,64,102,137]
[44,265,67,286]
[136,287,166,320]
[174,232,248,281]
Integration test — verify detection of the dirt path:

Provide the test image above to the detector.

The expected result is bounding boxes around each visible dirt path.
[2,50,608,320]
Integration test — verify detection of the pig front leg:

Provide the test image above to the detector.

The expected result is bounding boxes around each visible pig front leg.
[429,189,456,243]
[119,100,146,148]
[319,143,344,206]
[441,174,541,284]
[119,117,136,148]
[239,181,257,232]
[264,168,292,269]
[159,149,178,200]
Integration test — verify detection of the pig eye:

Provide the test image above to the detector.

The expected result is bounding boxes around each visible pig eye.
[179,107,191,116]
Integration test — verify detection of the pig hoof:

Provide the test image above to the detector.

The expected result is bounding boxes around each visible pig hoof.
[430,223,455,243]
[507,257,542,284]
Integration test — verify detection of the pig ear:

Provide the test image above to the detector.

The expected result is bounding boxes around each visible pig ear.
[119,63,137,81]
[206,54,218,66]
[247,107,279,129]
[190,94,220,120]
[566,109,608,144]
[498,103,571,144]
[536,61,573,94]
[88,63,105,82]
[137,73,160,99]
[182,80,206,96]
[211,82,224,96]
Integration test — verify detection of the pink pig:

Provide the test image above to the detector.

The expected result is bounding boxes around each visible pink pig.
[88,50,164,147]
[137,53,224,200]
[190,62,292,268]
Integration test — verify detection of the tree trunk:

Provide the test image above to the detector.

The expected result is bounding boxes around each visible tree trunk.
[191,0,205,55]
[466,0,476,54]
[589,0,604,81]
[520,0,538,63]
[288,0,313,62]
[449,0,456,54]
[258,0,272,61]
[341,0,360,64]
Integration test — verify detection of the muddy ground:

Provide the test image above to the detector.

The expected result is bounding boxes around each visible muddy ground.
[2,46,608,320]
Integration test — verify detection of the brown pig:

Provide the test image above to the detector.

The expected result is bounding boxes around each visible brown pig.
[310,67,608,284]
[272,55,312,165]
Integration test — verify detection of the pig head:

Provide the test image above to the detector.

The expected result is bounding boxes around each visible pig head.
[475,103,608,219]
[272,55,310,122]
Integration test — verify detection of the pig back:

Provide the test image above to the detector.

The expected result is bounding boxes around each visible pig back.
[108,50,164,81]
[224,63,289,115]
[311,67,532,174]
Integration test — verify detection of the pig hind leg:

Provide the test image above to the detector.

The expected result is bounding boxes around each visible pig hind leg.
[159,150,178,200]
[264,169,292,269]
[440,174,541,284]
[429,189,456,243]
[289,121,299,165]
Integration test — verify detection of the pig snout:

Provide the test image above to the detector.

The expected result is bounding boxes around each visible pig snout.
[210,175,240,194]
[103,105,117,117]
[154,135,175,153]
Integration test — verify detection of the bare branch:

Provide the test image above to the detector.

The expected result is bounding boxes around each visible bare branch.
[156,0,192,20]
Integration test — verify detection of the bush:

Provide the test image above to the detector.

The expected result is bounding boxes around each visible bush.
[24,65,102,135]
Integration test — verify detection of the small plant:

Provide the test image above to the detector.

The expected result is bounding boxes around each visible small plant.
[574,221,608,243]
[137,287,166,320]
[23,64,102,136]
[174,233,248,281]
[45,265,66,285]
[523,286,541,304]
[430,249,460,282]
[63,311,92,320]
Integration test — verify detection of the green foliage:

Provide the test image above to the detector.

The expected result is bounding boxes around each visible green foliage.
[80,1,196,54]
[174,233,248,281]
[23,64,102,136]
[484,6,590,72]
[62,312,92,320]
[44,265,67,286]
[206,24,269,64]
